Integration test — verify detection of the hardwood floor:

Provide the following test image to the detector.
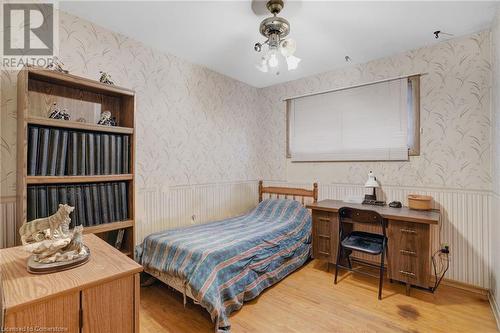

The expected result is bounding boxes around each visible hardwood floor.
[140,260,498,332]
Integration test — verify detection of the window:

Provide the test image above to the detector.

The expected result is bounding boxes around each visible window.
[286,75,420,161]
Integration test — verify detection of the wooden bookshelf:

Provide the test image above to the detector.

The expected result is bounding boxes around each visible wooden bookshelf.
[83,220,134,234]
[27,116,134,134]
[27,174,134,184]
[17,67,136,257]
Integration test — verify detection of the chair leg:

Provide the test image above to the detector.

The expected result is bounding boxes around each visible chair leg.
[334,247,342,284]
[378,247,385,300]
[347,254,352,269]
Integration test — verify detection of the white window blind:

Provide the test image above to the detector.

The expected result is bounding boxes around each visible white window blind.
[288,78,409,161]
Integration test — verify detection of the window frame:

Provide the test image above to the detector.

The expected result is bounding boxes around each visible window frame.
[285,75,421,160]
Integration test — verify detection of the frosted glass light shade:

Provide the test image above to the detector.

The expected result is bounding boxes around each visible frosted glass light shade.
[364,171,379,188]
[286,55,301,70]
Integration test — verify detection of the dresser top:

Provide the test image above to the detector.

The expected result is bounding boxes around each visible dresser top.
[0,234,143,312]
[307,199,440,225]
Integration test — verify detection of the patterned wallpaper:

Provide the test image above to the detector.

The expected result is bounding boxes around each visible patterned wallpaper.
[0,11,263,197]
[258,31,492,191]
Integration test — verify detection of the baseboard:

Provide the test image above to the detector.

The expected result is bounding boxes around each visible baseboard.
[440,278,489,298]
[350,256,490,298]
[488,291,500,330]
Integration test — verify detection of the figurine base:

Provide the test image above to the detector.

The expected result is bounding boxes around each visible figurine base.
[27,245,90,274]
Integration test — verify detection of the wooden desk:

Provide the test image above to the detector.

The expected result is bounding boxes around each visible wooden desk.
[307,200,439,291]
[1,234,143,333]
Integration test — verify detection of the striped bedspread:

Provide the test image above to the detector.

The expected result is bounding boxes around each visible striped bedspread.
[136,198,312,331]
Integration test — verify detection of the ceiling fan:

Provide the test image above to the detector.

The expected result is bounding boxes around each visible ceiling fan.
[253,0,300,74]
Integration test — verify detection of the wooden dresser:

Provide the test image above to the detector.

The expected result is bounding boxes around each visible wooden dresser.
[307,200,439,292]
[1,234,143,332]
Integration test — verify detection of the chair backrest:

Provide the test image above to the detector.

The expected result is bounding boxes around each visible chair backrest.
[338,207,387,237]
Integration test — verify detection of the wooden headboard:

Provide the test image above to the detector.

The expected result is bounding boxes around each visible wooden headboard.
[258,180,318,204]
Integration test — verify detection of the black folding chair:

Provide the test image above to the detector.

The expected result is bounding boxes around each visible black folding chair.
[334,207,388,300]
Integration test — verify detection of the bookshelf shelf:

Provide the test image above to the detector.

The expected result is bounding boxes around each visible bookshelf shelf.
[17,67,136,257]
[27,117,134,134]
[27,174,134,184]
[83,220,134,234]
[27,66,135,97]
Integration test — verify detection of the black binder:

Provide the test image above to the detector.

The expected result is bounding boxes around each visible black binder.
[113,183,121,221]
[58,185,68,205]
[110,135,117,174]
[47,185,59,215]
[67,185,77,228]
[91,184,101,225]
[116,135,122,174]
[27,126,39,176]
[37,186,48,218]
[83,184,94,226]
[77,132,87,175]
[56,130,68,176]
[119,182,128,219]
[123,135,129,174]
[27,186,37,222]
[106,183,115,222]
[67,131,78,176]
[102,134,110,174]
[99,183,109,224]
[37,128,50,176]
[47,129,60,176]
[75,186,85,226]
[86,133,95,175]
[95,134,102,175]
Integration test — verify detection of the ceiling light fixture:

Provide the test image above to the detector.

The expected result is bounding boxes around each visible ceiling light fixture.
[254,0,300,75]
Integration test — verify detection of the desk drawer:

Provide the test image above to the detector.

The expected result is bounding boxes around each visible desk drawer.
[388,220,431,288]
[312,211,337,262]
[392,255,423,285]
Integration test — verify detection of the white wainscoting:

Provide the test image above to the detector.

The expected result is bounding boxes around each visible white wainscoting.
[0,197,16,248]
[135,181,259,245]
[0,180,492,289]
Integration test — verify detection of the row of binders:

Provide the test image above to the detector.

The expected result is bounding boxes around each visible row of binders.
[27,182,129,227]
[28,125,130,176]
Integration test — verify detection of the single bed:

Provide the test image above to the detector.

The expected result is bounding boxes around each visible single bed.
[136,181,317,332]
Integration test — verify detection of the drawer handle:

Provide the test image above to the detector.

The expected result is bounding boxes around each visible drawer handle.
[399,249,417,256]
[318,217,330,222]
[399,270,416,278]
[400,228,417,234]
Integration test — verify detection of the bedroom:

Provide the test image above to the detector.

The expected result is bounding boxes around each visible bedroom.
[0,0,499,332]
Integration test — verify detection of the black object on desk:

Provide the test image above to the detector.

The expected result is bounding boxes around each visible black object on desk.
[389,201,402,208]
[362,199,386,206]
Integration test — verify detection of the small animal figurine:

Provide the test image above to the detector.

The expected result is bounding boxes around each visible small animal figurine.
[97,111,117,126]
[48,103,70,120]
[45,56,69,74]
[99,71,114,85]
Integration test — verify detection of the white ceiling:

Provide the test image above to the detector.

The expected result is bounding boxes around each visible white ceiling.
[60,1,497,88]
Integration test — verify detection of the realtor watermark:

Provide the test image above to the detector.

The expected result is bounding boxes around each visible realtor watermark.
[1,1,58,69]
